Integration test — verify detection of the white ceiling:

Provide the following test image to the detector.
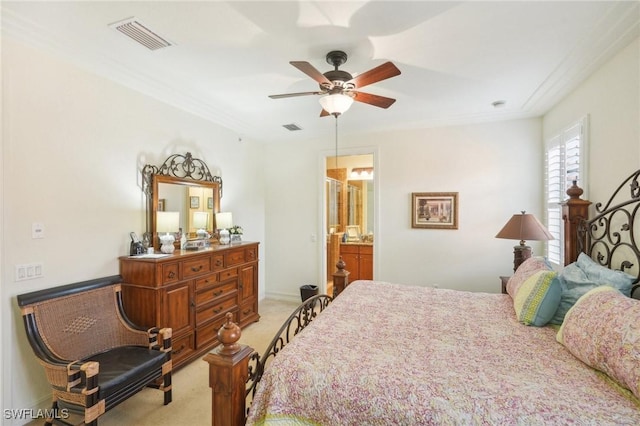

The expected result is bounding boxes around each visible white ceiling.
[3,1,639,143]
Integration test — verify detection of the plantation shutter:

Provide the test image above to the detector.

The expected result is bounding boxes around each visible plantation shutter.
[544,117,588,267]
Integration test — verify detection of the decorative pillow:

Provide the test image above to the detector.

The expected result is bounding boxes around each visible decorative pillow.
[513,270,561,326]
[549,263,597,325]
[549,253,636,324]
[576,252,634,296]
[506,256,553,298]
[557,286,640,399]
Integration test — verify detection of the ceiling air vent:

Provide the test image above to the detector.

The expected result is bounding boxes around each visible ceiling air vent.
[109,17,173,51]
[283,123,302,131]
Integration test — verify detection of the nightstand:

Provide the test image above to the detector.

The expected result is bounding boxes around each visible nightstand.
[500,276,510,294]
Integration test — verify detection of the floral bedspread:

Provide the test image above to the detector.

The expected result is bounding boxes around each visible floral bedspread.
[247,281,640,425]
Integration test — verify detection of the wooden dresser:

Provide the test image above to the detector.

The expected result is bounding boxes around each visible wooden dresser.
[119,242,259,369]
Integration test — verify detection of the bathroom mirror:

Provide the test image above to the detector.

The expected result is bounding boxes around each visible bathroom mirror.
[142,153,222,250]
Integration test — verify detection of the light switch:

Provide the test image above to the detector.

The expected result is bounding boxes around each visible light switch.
[32,222,45,239]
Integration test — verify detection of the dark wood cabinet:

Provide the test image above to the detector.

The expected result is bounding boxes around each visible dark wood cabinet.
[119,242,259,369]
[340,244,373,281]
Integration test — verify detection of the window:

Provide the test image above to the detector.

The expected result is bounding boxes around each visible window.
[544,116,589,266]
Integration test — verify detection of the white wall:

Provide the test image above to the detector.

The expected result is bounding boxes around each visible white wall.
[1,39,265,423]
[263,117,544,299]
[543,37,640,204]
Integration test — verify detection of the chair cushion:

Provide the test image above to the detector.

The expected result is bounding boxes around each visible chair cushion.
[83,346,167,400]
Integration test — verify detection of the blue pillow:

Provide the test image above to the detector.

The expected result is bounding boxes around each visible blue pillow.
[549,254,636,325]
[576,252,634,296]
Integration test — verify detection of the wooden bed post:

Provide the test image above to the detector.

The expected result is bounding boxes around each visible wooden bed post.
[562,181,591,265]
[332,256,350,297]
[203,313,254,426]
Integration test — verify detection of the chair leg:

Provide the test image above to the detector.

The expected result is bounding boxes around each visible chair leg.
[164,371,172,405]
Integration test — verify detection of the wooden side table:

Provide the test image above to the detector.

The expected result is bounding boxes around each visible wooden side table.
[500,276,510,294]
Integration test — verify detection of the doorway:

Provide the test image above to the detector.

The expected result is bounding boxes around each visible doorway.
[323,153,375,296]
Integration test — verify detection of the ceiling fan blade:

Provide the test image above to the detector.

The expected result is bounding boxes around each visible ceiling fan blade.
[352,91,397,109]
[347,62,401,89]
[269,91,324,99]
[290,61,332,86]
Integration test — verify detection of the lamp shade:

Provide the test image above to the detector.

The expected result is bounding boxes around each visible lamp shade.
[192,212,209,229]
[319,93,354,115]
[495,211,554,243]
[156,211,180,233]
[215,212,233,230]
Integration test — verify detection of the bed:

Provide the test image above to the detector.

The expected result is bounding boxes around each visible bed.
[205,170,640,425]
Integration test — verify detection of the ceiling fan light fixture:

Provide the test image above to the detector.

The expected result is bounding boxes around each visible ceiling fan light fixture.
[319,93,354,116]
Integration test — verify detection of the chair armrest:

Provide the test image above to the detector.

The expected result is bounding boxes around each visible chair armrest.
[40,359,100,395]
[148,327,172,353]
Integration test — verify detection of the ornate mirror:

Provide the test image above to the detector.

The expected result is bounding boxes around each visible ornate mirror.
[142,152,222,250]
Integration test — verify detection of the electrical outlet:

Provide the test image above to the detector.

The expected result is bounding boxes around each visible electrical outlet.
[15,263,44,281]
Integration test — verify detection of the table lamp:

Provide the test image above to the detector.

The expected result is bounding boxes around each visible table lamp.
[215,212,233,245]
[495,211,554,272]
[156,211,179,254]
[192,212,209,239]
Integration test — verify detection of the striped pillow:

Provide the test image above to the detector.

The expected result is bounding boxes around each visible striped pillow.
[513,270,561,326]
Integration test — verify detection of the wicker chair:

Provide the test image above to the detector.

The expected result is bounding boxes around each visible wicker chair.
[17,275,172,426]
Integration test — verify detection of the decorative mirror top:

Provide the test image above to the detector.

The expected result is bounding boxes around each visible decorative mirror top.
[142,152,223,197]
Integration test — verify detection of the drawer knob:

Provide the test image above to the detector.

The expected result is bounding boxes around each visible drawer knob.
[215,260,223,266]
[213,307,223,314]
[213,290,223,297]
[167,271,176,279]
[191,265,203,272]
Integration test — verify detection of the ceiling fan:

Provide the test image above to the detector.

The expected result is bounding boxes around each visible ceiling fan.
[269,50,401,116]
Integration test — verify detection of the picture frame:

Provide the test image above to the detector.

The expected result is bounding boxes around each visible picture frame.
[411,192,458,229]
[207,197,214,210]
[345,225,360,241]
[190,196,200,209]
[158,199,165,212]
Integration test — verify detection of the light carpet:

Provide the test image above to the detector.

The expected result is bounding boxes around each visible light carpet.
[26,298,300,426]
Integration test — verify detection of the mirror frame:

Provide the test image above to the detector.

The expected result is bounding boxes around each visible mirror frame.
[142,152,223,250]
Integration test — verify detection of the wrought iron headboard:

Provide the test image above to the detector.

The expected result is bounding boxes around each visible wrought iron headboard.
[578,169,640,296]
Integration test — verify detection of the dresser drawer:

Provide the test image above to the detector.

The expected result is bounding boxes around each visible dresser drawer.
[161,262,180,285]
[212,254,224,270]
[194,273,218,291]
[182,256,212,279]
[195,296,237,326]
[245,246,258,262]
[225,249,246,267]
[219,267,238,282]
[195,281,237,306]
[196,312,236,349]
[238,300,257,324]
[170,332,195,366]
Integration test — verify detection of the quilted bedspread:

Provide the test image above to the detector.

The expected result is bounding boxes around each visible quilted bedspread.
[247,281,640,425]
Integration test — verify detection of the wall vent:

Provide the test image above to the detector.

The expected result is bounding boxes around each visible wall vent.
[283,123,302,131]
[109,17,173,51]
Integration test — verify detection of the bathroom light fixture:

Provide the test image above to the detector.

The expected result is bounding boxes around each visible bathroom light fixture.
[350,167,374,180]
[156,211,179,253]
[495,211,554,272]
[319,93,354,116]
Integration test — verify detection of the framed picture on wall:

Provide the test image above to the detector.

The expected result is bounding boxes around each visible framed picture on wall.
[411,192,458,229]
[208,197,214,209]
[158,199,165,212]
[190,196,200,209]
